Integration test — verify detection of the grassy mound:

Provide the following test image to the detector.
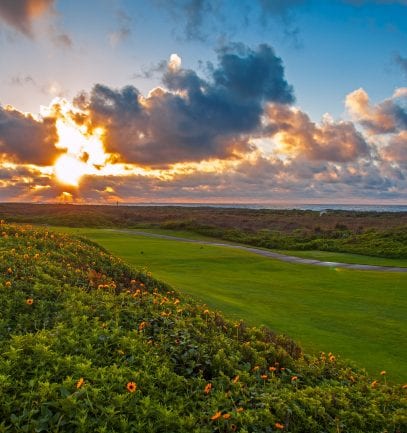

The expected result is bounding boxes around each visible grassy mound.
[0,223,406,432]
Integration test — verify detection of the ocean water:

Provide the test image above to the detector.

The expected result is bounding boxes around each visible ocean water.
[124,203,407,212]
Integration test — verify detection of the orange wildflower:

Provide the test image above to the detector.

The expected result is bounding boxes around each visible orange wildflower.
[76,377,85,389]
[329,355,336,362]
[139,321,147,331]
[223,413,231,419]
[402,384,407,389]
[380,370,386,375]
[5,281,11,287]
[7,268,12,274]
[291,376,298,382]
[261,374,268,380]
[236,407,244,413]
[203,309,210,314]
[232,375,240,384]
[275,422,284,430]
[269,366,276,372]
[26,298,34,305]
[204,383,212,394]
[371,380,378,388]
[127,381,137,393]
[211,411,222,421]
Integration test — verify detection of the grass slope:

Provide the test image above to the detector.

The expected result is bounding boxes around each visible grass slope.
[1,224,406,432]
[61,228,407,383]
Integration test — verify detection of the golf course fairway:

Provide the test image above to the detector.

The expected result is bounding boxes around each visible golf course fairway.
[59,227,407,382]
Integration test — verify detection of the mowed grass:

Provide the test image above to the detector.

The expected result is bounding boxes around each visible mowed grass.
[120,227,407,268]
[59,227,407,382]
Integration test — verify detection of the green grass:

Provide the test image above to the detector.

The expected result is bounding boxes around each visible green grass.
[3,223,406,432]
[59,227,407,383]
[116,227,407,267]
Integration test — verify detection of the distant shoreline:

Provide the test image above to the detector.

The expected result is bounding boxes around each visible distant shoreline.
[1,201,406,213]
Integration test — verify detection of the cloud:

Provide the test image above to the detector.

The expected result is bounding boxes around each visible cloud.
[0,105,59,165]
[381,131,407,164]
[108,10,132,47]
[395,54,407,78]
[0,0,54,37]
[75,43,294,167]
[265,104,370,162]
[346,87,407,135]
[152,0,216,41]
[344,0,407,5]
[10,75,37,87]
[51,31,73,48]
[168,53,182,72]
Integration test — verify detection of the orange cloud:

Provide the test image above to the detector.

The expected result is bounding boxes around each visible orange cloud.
[265,104,369,162]
[0,0,54,37]
[345,88,407,135]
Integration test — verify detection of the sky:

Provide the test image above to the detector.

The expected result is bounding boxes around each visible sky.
[0,0,406,204]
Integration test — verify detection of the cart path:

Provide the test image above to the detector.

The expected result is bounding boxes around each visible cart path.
[111,229,407,273]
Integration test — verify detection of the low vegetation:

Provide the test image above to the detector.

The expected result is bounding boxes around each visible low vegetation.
[1,203,406,258]
[0,222,406,432]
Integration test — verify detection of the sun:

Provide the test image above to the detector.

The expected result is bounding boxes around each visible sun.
[54,154,87,186]
[48,99,111,186]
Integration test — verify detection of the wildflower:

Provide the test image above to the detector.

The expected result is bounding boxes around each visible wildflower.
[236,407,244,413]
[203,309,210,315]
[261,374,268,380]
[173,298,180,305]
[329,355,336,362]
[7,268,12,274]
[127,382,137,393]
[130,279,136,285]
[5,281,11,287]
[26,298,34,305]
[402,384,407,389]
[269,366,277,372]
[232,375,240,384]
[76,377,85,389]
[211,411,222,421]
[223,413,231,419]
[291,376,298,382]
[204,383,212,394]
[139,321,148,331]
[275,422,284,430]
[371,380,378,388]
[380,370,386,376]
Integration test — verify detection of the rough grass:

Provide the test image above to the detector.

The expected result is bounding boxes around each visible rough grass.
[60,228,407,383]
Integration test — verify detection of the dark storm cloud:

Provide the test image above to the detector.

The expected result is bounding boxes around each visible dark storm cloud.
[0,105,59,165]
[0,0,54,37]
[76,43,294,167]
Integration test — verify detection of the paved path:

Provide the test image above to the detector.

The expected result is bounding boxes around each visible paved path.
[113,229,407,273]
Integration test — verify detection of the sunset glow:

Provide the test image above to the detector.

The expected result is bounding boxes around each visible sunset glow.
[54,154,87,186]
[0,0,405,204]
